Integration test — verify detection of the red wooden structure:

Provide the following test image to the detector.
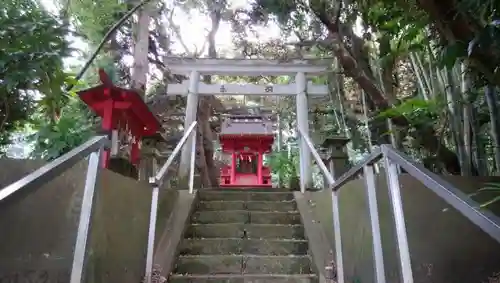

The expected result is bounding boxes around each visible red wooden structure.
[219,115,274,187]
[77,69,161,168]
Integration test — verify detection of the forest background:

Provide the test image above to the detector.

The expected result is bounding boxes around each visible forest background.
[2,0,500,192]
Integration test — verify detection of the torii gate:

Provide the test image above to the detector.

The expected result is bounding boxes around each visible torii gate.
[165,58,330,189]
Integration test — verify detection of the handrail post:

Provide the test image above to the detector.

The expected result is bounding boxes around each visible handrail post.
[331,190,344,283]
[144,121,198,283]
[382,148,413,282]
[363,165,386,283]
[70,147,103,283]
[188,127,197,194]
[144,180,160,283]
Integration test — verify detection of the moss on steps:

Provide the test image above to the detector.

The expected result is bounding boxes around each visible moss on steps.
[169,189,319,283]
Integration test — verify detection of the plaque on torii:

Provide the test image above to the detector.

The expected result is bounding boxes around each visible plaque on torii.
[77,69,161,168]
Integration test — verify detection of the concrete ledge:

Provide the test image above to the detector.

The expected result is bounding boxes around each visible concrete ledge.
[153,190,198,278]
[294,191,333,283]
[308,174,500,282]
[0,159,165,283]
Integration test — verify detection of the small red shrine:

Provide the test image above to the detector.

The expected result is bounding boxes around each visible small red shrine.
[77,69,161,168]
[219,115,274,188]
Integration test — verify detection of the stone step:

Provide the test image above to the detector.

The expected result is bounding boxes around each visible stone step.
[191,211,302,225]
[169,274,318,283]
[179,238,309,255]
[197,200,297,212]
[185,224,305,239]
[198,191,294,202]
[208,187,294,192]
[173,255,313,275]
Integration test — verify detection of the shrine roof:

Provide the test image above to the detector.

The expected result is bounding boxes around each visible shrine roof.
[226,114,266,119]
[77,71,161,137]
[220,121,273,135]
[219,134,274,154]
[219,133,274,139]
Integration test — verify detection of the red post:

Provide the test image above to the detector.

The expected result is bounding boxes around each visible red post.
[257,151,263,185]
[231,152,236,183]
[130,137,141,165]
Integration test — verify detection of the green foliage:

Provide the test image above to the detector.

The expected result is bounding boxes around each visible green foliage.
[266,149,300,187]
[66,0,128,45]
[363,0,427,66]
[470,182,500,208]
[438,42,468,69]
[252,0,299,24]
[378,98,441,126]
[459,0,500,58]
[29,99,96,160]
[251,0,324,42]
[0,0,70,152]
[468,20,500,79]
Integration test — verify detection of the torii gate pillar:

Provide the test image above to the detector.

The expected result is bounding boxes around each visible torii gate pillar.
[179,70,199,178]
[296,72,312,189]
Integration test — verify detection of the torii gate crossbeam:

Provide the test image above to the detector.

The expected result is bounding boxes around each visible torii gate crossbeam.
[165,57,330,75]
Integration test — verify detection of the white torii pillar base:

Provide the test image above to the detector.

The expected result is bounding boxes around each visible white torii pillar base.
[179,70,199,179]
[296,72,311,191]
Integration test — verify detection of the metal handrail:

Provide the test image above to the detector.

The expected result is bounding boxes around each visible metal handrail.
[0,135,108,204]
[382,146,500,242]
[327,144,500,242]
[299,128,336,186]
[144,121,198,283]
[330,147,382,191]
[0,135,108,283]
[151,121,197,186]
[297,128,345,282]
[1,120,200,283]
[297,128,500,283]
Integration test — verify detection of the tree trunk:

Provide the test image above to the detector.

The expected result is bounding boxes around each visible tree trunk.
[461,62,474,176]
[198,97,218,186]
[130,3,151,181]
[195,126,211,186]
[485,85,500,175]
[409,52,430,100]
[196,2,224,187]
[472,106,487,175]
[374,37,402,149]
[443,67,467,174]
[131,6,150,92]
[311,7,462,173]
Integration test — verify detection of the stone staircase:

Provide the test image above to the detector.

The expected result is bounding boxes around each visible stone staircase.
[169,189,318,283]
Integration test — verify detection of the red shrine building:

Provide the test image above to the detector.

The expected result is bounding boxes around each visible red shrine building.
[219,115,274,188]
[77,69,161,169]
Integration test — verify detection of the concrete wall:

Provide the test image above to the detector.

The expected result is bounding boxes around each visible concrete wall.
[0,158,178,283]
[308,173,500,283]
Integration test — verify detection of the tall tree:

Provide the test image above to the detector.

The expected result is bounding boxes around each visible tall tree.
[0,0,70,153]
